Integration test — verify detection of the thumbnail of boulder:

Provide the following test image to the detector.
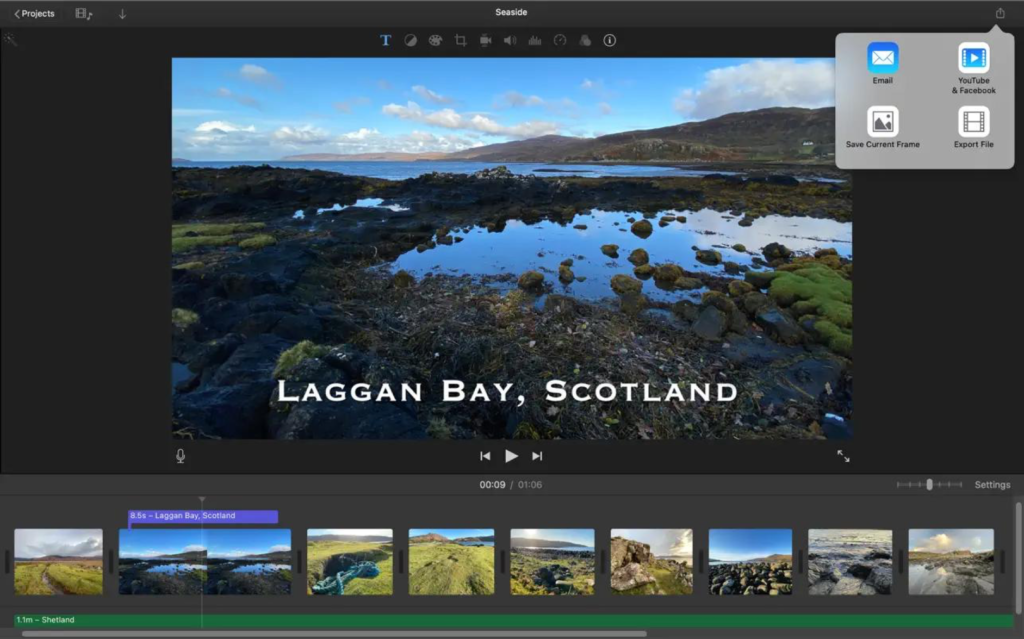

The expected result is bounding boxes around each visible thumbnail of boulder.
[708,557,793,595]
[610,536,693,595]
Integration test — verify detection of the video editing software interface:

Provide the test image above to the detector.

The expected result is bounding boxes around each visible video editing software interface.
[1,1,1023,637]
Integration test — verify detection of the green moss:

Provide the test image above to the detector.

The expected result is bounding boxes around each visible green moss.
[171,235,239,253]
[427,418,452,440]
[273,340,330,380]
[171,308,199,329]
[814,320,853,357]
[768,264,852,329]
[170,222,266,238]
[173,261,205,271]
[237,234,277,250]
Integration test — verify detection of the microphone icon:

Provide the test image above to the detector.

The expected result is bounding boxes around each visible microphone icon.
[175,449,186,464]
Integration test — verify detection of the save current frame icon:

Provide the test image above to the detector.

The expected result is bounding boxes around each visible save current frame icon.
[867,41,899,74]
[867,105,899,138]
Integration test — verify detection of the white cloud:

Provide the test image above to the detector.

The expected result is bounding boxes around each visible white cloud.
[195,121,256,133]
[382,101,559,139]
[238,64,281,89]
[673,59,835,121]
[272,125,331,145]
[412,85,453,104]
[340,127,380,140]
[494,91,579,117]
[268,545,291,553]
[580,78,615,100]
[598,102,613,115]
[214,87,260,109]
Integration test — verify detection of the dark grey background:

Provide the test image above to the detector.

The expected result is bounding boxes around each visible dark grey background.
[0,474,1021,637]
[1,0,1022,476]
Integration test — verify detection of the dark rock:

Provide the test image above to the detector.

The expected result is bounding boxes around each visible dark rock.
[695,249,722,265]
[628,248,650,266]
[692,306,727,341]
[754,308,805,345]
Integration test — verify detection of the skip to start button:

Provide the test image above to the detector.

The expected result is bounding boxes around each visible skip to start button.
[11,7,63,21]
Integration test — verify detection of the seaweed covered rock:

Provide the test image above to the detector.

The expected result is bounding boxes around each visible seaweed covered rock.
[653,263,685,286]
[628,248,650,266]
[762,242,793,262]
[558,264,575,283]
[601,244,620,258]
[392,270,416,289]
[610,274,643,296]
[630,219,653,238]
[674,277,703,290]
[745,270,778,290]
[633,264,655,279]
[695,249,722,265]
[518,270,545,291]
[728,280,755,297]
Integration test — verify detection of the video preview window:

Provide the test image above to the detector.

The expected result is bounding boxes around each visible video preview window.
[171,58,852,442]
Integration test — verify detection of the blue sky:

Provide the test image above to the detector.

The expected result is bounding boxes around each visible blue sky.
[512,529,594,547]
[410,529,493,540]
[612,529,692,558]
[910,529,993,554]
[172,57,834,160]
[709,529,792,562]
[118,529,291,559]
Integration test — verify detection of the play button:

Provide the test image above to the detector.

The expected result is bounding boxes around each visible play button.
[505,450,518,463]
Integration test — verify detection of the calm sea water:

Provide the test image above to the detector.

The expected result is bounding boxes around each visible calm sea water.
[174,160,741,181]
[391,207,852,303]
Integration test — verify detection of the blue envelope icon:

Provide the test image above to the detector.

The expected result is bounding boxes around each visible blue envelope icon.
[867,42,900,74]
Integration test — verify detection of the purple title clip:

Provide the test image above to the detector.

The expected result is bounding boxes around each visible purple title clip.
[127,510,278,529]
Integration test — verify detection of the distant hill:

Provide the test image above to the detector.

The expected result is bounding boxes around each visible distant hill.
[280,152,448,161]
[171,158,191,163]
[309,534,392,543]
[745,554,793,563]
[15,555,100,562]
[446,135,583,162]
[275,107,834,164]
[511,538,589,549]
[454,535,495,543]
[410,533,451,543]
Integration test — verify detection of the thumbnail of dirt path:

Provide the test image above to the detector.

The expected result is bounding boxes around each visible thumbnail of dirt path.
[41,569,65,595]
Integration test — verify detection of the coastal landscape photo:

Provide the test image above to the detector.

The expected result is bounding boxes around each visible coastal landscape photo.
[171,58,853,442]
[511,529,595,595]
[708,529,792,595]
[808,529,892,595]
[14,529,103,596]
[908,529,995,595]
[610,529,693,595]
[407,529,494,595]
[306,529,393,595]
[118,528,292,595]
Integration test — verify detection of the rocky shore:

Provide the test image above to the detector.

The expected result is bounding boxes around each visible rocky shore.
[909,551,995,595]
[511,548,596,596]
[610,537,692,595]
[808,549,892,595]
[709,561,793,595]
[171,165,853,441]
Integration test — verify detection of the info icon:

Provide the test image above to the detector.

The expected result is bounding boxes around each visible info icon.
[867,41,899,74]
[867,105,899,138]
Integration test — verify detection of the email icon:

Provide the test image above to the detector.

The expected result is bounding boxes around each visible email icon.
[867,41,900,74]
